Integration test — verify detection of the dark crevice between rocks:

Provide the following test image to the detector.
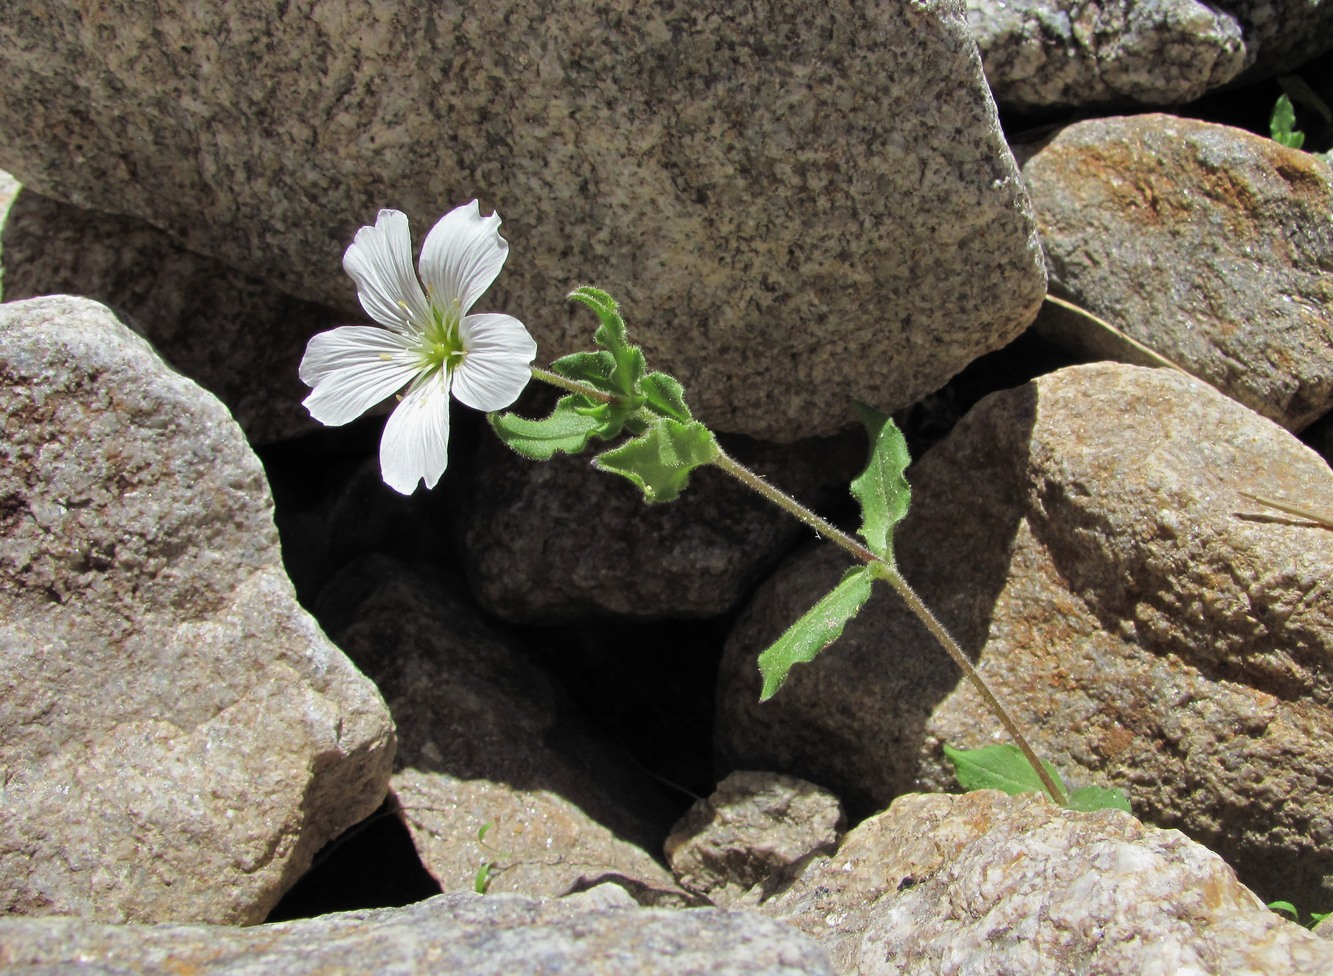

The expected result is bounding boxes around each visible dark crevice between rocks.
[265,798,442,923]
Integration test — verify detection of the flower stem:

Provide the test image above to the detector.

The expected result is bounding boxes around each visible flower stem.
[711,446,1068,808]
[529,366,616,402]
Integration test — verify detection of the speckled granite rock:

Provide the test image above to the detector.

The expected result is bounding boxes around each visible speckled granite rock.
[664,771,844,907]
[0,296,394,924]
[719,362,1333,907]
[966,0,1245,111]
[462,407,863,622]
[0,0,1045,441]
[0,887,835,975]
[1019,115,1333,431]
[0,188,332,444]
[756,790,1333,975]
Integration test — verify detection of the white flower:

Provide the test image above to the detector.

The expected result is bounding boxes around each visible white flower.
[300,202,537,494]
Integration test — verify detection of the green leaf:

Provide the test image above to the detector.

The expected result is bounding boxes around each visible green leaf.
[757,566,875,701]
[848,403,912,561]
[474,861,493,894]
[1278,75,1333,126]
[568,286,643,395]
[552,350,619,392]
[943,743,1062,797]
[489,395,607,460]
[1269,900,1299,921]
[593,418,720,503]
[1271,94,1306,149]
[1067,785,1132,813]
[641,371,692,421]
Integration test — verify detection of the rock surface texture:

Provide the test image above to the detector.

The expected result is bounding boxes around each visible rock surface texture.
[966,0,1246,110]
[1020,115,1333,431]
[462,415,863,622]
[758,790,1333,975]
[0,887,835,975]
[315,556,683,900]
[0,296,395,924]
[665,771,845,907]
[1,187,333,444]
[720,362,1333,907]
[967,0,1333,111]
[0,0,1046,440]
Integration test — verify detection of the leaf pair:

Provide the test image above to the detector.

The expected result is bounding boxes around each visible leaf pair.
[756,405,911,700]
[490,286,718,502]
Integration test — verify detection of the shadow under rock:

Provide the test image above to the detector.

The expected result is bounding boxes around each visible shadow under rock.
[266,798,442,922]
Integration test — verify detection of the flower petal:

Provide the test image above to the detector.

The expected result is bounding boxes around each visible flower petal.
[342,209,432,333]
[300,326,421,425]
[418,200,509,315]
[379,369,452,494]
[451,313,538,412]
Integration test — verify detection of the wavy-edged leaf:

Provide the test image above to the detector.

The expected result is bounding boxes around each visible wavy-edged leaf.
[757,566,875,701]
[490,394,607,460]
[592,418,719,503]
[848,403,911,561]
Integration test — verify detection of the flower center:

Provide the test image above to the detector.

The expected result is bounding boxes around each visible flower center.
[417,300,467,374]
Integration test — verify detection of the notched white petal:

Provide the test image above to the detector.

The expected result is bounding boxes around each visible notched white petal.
[300,325,419,425]
[380,371,452,494]
[419,200,509,315]
[451,313,538,412]
[343,209,431,333]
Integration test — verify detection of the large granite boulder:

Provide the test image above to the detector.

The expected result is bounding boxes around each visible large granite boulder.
[0,296,395,924]
[0,0,1045,440]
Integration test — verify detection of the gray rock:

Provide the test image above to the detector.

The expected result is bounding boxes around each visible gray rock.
[0,296,395,923]
[967,0,1245,111]
[1019,114,1333,431]
[315,555,684,899]
[0,889,835,975]
[0,188,334,444]
[719,363,1333,907]
[462,413,864,622]
[394,769,690,906]
[0,0,1046,441]
[758,790,1333,975]
[665,771,845,907]
[1222,0,1333,84]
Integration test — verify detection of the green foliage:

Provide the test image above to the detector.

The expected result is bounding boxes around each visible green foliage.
[848,403,912,562]
[593,417,719,503]
[757,566,876,700]
[1271,93,1306,149]
[490,287,696,463]
[489,395,606,460]
[1269,900,1332,929]
[474,822,497,894]
[943,743,1131,813]
[755,410,914,700]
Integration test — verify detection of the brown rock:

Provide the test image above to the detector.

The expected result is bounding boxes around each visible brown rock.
[0,296,394,924]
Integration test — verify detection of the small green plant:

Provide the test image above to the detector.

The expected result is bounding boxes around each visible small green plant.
[473,821,502,894]
[1271,94,1306,149]
[1268,900,1331,929]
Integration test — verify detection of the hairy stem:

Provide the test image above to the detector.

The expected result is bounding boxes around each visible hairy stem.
[712,447,1068,806]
